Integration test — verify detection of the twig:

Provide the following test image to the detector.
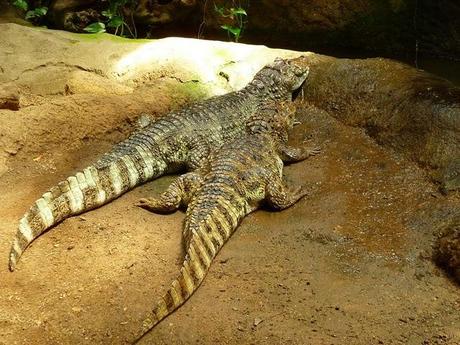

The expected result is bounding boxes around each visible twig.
[130,3,137,38]
[124,22,135,38]
[197,0,208,39]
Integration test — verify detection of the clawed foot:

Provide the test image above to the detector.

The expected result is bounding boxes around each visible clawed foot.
[136,197,179,214]
[136,197,163,212]
[291,186,310,200]
[306,146,321,156]
[302,137,321,157]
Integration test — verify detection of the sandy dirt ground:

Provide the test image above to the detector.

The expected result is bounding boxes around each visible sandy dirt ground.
[0,24,459,345]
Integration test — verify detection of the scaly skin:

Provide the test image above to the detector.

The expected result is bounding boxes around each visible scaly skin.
[8,56,310,271]
[135,101,320,342]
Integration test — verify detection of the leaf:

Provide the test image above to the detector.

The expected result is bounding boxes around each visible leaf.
[230,7,247,16]
[221,25,241,37]
[112,0,129,5]
[24,10,35,19]
[101,10,113,18]
[107,16,124,28]
[109,0,128,13]
[83,22,106,33]
[214,4,225,16]
[12,0,28,11]
[25,7,46,20]
[34,7,48,16]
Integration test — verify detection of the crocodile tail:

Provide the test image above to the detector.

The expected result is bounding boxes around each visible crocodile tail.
[9,146,167,271]
[135,194,246,342]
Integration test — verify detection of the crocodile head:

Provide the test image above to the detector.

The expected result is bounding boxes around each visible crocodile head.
[277,56,310,91]
[251,56,310,98]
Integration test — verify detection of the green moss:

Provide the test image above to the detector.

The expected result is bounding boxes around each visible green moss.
[213,48,234,61]
[173,80,210,101]
[68,31,153,44]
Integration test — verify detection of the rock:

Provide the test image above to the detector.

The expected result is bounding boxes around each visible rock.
[303,55,460,191]
[0,154,8,177]
[47,0,97,31]
[253,317,263,326]
[433,220,460,284]
[438,160,460,194]
[48,0,197,32]
[65,71,133,96]
[133,0,197,25]
[0,84,20,110]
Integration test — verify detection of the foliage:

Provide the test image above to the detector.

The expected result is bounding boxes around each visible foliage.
[10,0,137,38]
[83,22,106,34]
[25,6,48,21]
[214,3,248,42]
[12,0,28,11]
[11,0,249,41]
[11,0,48,25]
[84,0,137,37]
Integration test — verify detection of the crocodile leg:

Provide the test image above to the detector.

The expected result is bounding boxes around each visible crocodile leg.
[185,136,212,171]
[137,172,204,213]
[265,178,309,210]
[278,143,321,163]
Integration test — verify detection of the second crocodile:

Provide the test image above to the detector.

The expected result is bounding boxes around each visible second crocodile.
[135,100,320,341]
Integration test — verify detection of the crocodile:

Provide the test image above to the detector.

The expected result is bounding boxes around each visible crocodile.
[135,100,320,341]
[8,56,310,271]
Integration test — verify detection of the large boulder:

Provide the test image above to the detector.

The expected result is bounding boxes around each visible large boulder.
[303,54,460,192]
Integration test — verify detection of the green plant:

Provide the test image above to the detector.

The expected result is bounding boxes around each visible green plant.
[11,0,48,24]
[12,0,28,11]
[214,3,247,42]
[84,0,137,37]
[25,6,48,20]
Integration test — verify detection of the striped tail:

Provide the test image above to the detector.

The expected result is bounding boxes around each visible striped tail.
[9,147,167,271]
[135,195,246,343]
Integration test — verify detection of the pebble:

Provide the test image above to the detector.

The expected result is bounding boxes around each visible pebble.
[253,317,263,326]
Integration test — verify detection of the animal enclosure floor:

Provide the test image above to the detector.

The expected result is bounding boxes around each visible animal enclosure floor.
[0,102,458,345]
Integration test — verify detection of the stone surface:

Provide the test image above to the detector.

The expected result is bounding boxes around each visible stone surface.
[433,218,460,283]
[0,84,20,110]
[302,54,460,191]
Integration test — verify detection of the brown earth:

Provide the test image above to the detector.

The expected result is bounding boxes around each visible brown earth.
[0,24,459,345]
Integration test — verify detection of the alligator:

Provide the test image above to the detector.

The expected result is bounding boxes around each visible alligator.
[135,100,320,341]
[8,56,310,271]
